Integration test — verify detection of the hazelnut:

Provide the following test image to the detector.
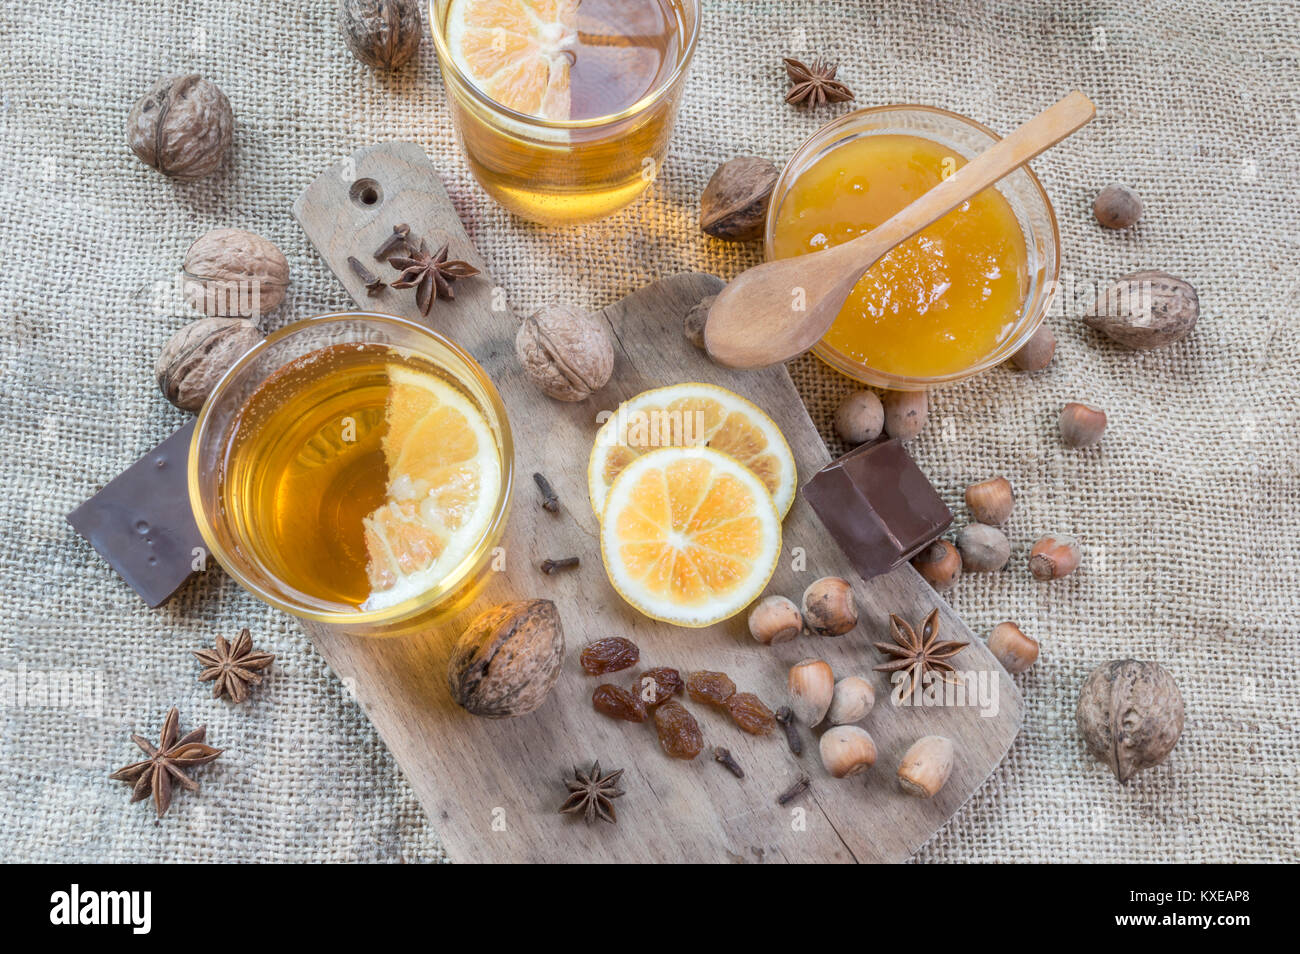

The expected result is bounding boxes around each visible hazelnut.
[882,389,928,441]
[1007,324,1056,371]
[126,74,233,181]
[833,389,884,445]
[1060,402,1107,447]
[1029,534,1082,580]
[699,156,779,241]
[819,725,877,778]
[987,621,1038,674]
[339,0,423,70]
[183,228,290,319]
[1093,184,1143,229]
[897,735,954,798]
[747,594,803,645]
[515,303,614,402]
[1083,270,1199,350]
[1076,659,1184,783]
[911,539,961,591]
[955,523,1010,573]
[156,317,264,412]
[801,576,858,636]
[446,600,565,718]
[787,658,834,728]
[965,476,1014,526]
[825,676,875,725]
[683,294,716,351]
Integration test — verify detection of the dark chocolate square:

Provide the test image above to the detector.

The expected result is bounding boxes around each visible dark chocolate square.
[802,438,952,582]
[67,421,206,607]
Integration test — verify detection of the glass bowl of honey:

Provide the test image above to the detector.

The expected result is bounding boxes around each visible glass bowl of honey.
[765,105,1060,389]
[189,314,513,636]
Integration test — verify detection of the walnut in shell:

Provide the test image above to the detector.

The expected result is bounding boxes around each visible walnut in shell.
[447,600,565,718]
[1083,270,1199,350]
[516,304,614,402]
[126,74,233,181]
[1076,659,1184,783]
[183,228,290,319]
[339,0,423,70]
[156,317,264,412]
[700,157,779,241]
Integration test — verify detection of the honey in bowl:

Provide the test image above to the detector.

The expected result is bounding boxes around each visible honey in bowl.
[769,133,1030,380]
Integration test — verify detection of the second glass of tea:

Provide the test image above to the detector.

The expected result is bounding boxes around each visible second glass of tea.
[429,0,700,225]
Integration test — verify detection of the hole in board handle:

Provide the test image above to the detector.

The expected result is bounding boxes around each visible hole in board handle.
[349,178,383,209]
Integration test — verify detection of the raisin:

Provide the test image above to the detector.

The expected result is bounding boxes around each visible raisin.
[726,692,776,735]
[686,670,736,707]
[592,684,647,723]
[637,667,683,709]
[580,637,640,675]
[653,700,703,760]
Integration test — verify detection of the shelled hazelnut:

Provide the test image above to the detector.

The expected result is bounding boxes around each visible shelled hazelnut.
[1059,402,1107,447]
[956,523,1010,573]
[801,577,858,636]
[987,621,1039,674]
[911,540,961,591]
[825,676,875,725]
[965,477,1014,526]
[882,389,928,441]
[1093,184,1143,230]
[897,735,954,798]
[1007,324,1056,371]
[1029,534,1082,580]
[748,595,803,645]
[787,658,834,727]
[820,725,877,778]
[833,390,884,445]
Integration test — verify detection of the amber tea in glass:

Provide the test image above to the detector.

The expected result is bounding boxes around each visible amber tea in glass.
[430,0,700,224]
[190,314,513,634]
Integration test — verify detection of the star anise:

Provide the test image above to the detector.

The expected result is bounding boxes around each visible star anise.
[109,707,223,818]
[783,57,855,109]
[872,609,968,699]
[558,760,625,825]
[389,240,480,317]
[193,627,275,703]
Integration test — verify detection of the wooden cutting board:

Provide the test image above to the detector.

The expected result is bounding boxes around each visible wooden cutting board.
[293,142,1022,863]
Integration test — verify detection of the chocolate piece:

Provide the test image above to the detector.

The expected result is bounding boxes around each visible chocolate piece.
[67,421,206,607]
[802,438,952,582]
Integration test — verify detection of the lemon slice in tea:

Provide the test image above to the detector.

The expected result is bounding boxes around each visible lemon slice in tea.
[588,382,797,519]
[444,0,578,121]
[600,446,782,628]
[361,365,502,611]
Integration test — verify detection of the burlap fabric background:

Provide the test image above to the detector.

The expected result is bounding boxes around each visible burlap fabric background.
[1,0,1295,863]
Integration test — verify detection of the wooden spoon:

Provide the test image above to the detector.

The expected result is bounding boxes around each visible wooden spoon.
[703,91,1096,369]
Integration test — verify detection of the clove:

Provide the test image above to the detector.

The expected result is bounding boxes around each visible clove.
[776,774,811,806]
[373,223,411,261]
[540,556,579,575]
[533,472,560,513]
[347,256,386,296]
[775,705,803,756]
[712,746,744,779]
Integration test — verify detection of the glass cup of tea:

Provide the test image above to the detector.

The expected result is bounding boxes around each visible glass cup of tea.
[189,313,513,635]
[428,0,701,225]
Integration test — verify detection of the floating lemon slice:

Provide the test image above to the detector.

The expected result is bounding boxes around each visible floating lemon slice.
[600,446,782,628]
[361,365,501,611]
[444,0,578,120]
[589,383,797,519]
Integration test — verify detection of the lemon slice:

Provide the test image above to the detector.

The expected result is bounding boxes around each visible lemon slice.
[444,0,578,120]
[361,365,501,611]
[600,446,782,628]
[589,383,797,519]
